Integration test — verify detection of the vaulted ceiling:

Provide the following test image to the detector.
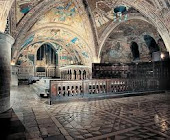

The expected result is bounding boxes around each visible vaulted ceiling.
[1,0,170,65]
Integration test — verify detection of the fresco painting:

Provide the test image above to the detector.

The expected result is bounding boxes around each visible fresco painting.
[101,20,163,63]
[25,28,92,65]
[21,34,35,48]
[16,0,42,23]
[30,1,88,42]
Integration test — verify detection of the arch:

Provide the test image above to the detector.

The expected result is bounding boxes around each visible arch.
[35,43,59,77]
[157,38,167,52]
[14,40,81,66]
[12,1,97,61]
[130,42,140,61]
[122,1,170,52]
[144,35,160,54]
[12,26,93,66]
[20,25,94,56]
[36,43,57,63]
[98,8,170,59]
[98,16,151,58]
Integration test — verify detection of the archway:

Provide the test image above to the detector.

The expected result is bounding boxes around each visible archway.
[144,35,160,56]
[100,19,159,63]
[36,43,58,77]
[131,42,140,61]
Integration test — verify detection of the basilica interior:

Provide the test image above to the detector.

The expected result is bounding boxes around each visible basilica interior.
[0,0,170,140]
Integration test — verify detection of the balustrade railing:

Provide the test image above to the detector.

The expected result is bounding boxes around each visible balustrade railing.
[50,78,167,102]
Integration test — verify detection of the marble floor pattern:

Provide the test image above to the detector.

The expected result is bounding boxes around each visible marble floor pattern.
[0,86,170,140]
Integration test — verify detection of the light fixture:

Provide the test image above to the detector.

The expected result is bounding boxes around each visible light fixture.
[11,61,15,66]
[161,53,165,60]
[113,6,128,22]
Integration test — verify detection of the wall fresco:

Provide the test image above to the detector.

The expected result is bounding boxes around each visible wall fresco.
[101,19,166,63]
[17,41,80,68]
[16,0,42,23]
[24,28,92,65]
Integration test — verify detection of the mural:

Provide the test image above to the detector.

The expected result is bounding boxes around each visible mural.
[21,34,34,48]
[12,0,96,65]
[17,42,41,66]
[30,1,88,41]
[59,49,75,67]
[17,41,80,68]
[16,0,42,23]
[101,41,132,63]
[17,23,94,67]
[22,28,92,65]
[101,19,165,63]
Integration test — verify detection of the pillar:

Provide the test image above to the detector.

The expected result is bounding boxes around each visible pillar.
[71,73,74,80]
[11,65,18,86]
[0,32,14,113]
[56,66,60,77]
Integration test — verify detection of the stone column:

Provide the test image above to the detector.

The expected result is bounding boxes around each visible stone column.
[11,65,18,86]
[0,32,14,113]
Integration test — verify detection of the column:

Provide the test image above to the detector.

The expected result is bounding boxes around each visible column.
[71,72,74,80]
[11,65,18,86]
[0,32,14,113]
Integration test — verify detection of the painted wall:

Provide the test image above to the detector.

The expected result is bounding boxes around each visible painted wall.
[101,19,166,63]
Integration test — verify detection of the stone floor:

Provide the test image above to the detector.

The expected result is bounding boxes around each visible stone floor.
[0,86,170,140]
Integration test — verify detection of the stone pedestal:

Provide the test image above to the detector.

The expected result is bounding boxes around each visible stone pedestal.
[0,32,14,113]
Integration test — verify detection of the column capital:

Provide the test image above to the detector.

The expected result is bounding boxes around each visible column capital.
[0,32,14,45]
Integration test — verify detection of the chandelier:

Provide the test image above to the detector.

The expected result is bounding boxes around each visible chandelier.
[113,6,128,22]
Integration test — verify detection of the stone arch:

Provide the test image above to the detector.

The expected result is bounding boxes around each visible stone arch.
[157,38,167,52]
[98,16,150,59]
[19,25,93,55]
[11,0,97,61]
[14,40,81,66]
[97,4,170,59]
[12,26,93,66]
[36,43,58,62]
[130,42,140,61]
[144,35,160,54]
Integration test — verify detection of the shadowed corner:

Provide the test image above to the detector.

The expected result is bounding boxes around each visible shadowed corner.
[0,109,26,140]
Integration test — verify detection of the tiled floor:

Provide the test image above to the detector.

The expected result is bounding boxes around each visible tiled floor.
[0,86,170,140]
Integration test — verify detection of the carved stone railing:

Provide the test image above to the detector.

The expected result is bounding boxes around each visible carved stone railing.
[50,78,167,103]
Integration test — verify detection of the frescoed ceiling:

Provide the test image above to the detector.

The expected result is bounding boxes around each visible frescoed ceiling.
[85,0,170,56]
[5,0,170,64]
[11,0,96,65]
[30,1,88,43]
[86,0,142,36]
